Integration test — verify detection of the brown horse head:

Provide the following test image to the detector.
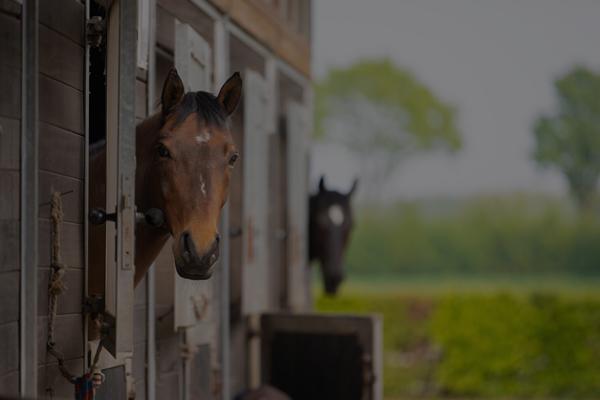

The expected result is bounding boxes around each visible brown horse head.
[140,69,242,280]
[309,176,358,295]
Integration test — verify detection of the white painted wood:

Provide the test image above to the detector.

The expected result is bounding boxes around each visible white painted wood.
[242,69,270,315]
[102,0,137,360]
[173,22,215,346]
[175,21,211,93]
[286,101,310,310]
[136,0,150,70]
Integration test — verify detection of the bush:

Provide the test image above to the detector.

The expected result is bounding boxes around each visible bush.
[316,289,600,398]
[347,196,600,277]
[431,293,600,397]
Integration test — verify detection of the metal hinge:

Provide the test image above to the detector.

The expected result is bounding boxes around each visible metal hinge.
[86,16,106,48]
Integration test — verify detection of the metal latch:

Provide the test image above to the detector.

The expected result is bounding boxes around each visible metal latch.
[88,207,165,228]
[86,16,106,48]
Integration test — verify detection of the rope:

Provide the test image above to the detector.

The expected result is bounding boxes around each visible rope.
[45,192,105,399]
[46,191,76,383]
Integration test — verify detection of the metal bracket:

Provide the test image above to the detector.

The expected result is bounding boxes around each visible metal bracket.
[89,207,165,228]
[89,207,117,225]
[83,295,116,353]
[86,16,106,48]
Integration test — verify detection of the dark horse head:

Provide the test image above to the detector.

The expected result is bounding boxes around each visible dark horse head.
[309,176,358,295]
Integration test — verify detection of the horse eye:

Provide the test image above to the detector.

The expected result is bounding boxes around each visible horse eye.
[228,152,239,167]
[157,144,170,159]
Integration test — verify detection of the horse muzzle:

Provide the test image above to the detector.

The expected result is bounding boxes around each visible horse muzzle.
[175,231,220,280]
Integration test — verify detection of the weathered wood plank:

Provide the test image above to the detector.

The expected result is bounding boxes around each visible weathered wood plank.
[135,79,147,119]
[133,305,147,345]
[135,379,147,400]
[133,341,147,398]
[39,0,84,45]
[0,322,19,376]
[38,268,83,316]
[156,371,180,400]
[230,35,265,77]
[0,11,20,70]
[37,314,84,363]
[189,345,211,400]
[156,336,180,374]
[0,220,19,272]
[155,244,175,311]
[39,122,84,179]
[0,271,19,324]
[0,171,18,220]
[0,369,19,396]
[158,0,214,44]
[37,358,84,398]
[40,24,84,90]
[212,0,310,77]
[277,70,304,108]
[38,172,83,224]
[39,75,83,134]
[0,117,20,170]
[0,66,20,119]
[134,275,147,306]
[156,6,174,53]
[95,365,127,400]
[38,219,83,269]
[0,0,21,16]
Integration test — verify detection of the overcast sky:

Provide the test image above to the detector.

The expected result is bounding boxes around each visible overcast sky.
[310,0,600,200]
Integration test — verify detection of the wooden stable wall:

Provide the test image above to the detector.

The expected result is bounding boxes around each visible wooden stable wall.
[0,0,22,395]
[0,0,87,397]
[36,0,86,397]
[133,68,149,400]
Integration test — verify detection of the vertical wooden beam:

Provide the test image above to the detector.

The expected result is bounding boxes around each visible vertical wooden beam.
[20,0,38,395]
[116,0,136,365]
[146,2,157,400]
[214,16,231,400]
[83,0,91,371]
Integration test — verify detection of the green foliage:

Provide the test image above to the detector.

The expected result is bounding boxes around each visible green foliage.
[314,59,461,179]
[432,293,600,397]
[316,288,600,399]
[346,197,600,277]
[533,66,600,209]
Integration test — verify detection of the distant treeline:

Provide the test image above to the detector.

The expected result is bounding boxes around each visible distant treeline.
[347,196,600,277]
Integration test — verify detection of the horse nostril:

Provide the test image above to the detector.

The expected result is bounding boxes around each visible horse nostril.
[181,231,196,263]
[215,233,221,244]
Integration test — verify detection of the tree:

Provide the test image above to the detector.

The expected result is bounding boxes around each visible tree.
[533,67,600,211]
[314,58,461,199]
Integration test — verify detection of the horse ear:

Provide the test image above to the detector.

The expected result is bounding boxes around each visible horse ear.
[217,72,243,116]
[348,178,358,197]
[318,176,326,192]
[161,68,185,116]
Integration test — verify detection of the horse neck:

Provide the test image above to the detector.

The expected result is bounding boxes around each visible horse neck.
[134,112,170,285]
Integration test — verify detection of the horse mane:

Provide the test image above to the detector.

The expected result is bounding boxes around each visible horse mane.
[174,91,228,128]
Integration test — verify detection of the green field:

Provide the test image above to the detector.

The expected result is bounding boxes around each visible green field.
[315,277,600,399]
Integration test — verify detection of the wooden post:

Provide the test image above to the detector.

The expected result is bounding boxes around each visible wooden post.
[20,0,39,395]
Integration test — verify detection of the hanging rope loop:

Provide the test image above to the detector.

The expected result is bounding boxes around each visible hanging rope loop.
[45,191,106,399]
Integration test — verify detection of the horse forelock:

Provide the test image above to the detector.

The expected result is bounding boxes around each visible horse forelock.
[172,91,229,130]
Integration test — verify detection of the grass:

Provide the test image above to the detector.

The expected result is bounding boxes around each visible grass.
[315,275,600,399]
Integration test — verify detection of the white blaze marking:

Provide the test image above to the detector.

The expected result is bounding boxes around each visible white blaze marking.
[328,204,345,226]
[195,130,211,144]
[200,177,207,197]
